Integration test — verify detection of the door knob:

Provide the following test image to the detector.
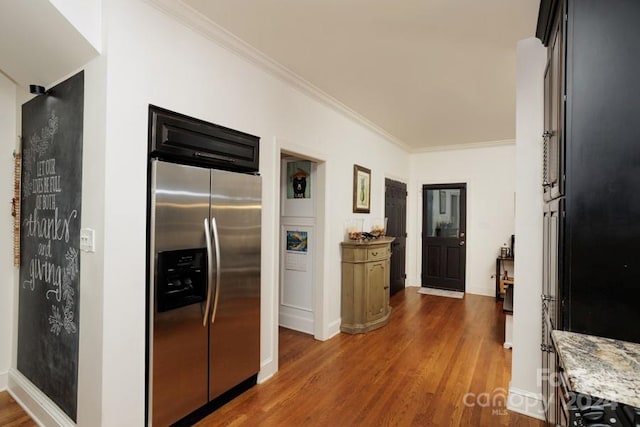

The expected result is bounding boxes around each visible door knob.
[460,232,465,238]
[459,241,465,246]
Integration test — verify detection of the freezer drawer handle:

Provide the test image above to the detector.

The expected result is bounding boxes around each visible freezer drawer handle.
[211,217,222,324]
[203,218,214,326]
[194,151,236,163]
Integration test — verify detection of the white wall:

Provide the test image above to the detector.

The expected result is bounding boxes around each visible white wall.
[99,0,410,425]
[408,143,516,295]
[508,37,546,419]
[75,56,107,427]
[0,73,17,391]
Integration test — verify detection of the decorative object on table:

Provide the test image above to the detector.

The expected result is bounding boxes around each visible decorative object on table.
[353,164,371,213]
[287,160,311,199]
[345,218,364,241]
[500,244,510,258]
[370,217,387,238]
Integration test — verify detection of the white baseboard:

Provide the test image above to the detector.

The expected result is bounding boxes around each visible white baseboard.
[279,311,313,335]
[8,368,75,427]
[465,285,495,297]
[258,355,276,385]
[503,314,513,349]
[507,386,546,421]
[326,319,341,340]
[0,371,7,391]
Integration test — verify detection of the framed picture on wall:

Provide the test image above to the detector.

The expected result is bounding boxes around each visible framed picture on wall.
[353,164,371,213]
[287,161,311,199]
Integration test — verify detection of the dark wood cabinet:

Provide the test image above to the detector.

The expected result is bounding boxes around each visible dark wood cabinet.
[538,0,640,344]
[542,2,565,202]
[542,198,562,329]
[538,1,640,423]
[149,105,260,173]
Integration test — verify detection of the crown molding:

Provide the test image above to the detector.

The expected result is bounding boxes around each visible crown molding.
[412,138,515,154]
[144,0,411,152]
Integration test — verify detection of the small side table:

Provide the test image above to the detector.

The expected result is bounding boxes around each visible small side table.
[495,256,514,300]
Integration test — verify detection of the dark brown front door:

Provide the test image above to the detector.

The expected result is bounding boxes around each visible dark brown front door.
[421,184,466,292]
[385,179,407,295]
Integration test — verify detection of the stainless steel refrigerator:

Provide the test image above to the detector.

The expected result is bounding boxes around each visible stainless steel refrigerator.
[148,159,261,426]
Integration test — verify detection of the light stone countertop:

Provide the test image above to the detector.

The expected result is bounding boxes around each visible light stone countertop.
[552,330,640,408]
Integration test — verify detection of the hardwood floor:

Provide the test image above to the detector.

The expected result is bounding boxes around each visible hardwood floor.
[0,289,544,426]
[0,392,35,427]
[196,289,543,427]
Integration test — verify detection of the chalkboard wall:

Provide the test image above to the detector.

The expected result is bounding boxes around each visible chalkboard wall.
[18,71,84,421]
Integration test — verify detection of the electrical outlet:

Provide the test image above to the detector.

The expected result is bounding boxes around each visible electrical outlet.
[80,228,95,253]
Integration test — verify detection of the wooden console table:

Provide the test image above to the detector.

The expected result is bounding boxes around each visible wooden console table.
[340,237,394,334]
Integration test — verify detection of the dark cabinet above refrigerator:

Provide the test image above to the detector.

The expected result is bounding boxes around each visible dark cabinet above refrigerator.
[148,105,260,173]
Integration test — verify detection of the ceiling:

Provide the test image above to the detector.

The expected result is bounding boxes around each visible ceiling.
[0,0,99,90]
[182,0,540,151]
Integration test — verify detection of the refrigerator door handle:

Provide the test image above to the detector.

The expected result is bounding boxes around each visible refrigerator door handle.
[203,218,214,326]
[211,216,222,324]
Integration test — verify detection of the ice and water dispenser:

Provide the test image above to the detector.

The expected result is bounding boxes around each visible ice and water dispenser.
[156,248,207,312]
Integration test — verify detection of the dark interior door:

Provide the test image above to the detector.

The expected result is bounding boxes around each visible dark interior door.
[385,179,407,295]
[421,184,466,292]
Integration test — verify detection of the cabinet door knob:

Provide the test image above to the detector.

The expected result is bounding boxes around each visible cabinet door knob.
[371,251,378,256]
[459,241,465,246]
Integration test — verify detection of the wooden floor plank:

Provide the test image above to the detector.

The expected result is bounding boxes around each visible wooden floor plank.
[195,289,544,427]
[0,392,36,427]
[0,288,544,426]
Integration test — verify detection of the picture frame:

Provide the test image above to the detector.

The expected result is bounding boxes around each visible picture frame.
[286,160,311,199]
[353,164,371,213]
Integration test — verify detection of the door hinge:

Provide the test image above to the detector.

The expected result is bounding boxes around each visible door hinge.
[404,233,408,238]
[403,274,407,279]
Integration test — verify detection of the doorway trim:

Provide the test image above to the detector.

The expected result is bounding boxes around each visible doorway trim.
[275,140,328,342]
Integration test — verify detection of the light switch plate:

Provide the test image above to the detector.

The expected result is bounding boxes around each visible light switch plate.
[80,228,95,252]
